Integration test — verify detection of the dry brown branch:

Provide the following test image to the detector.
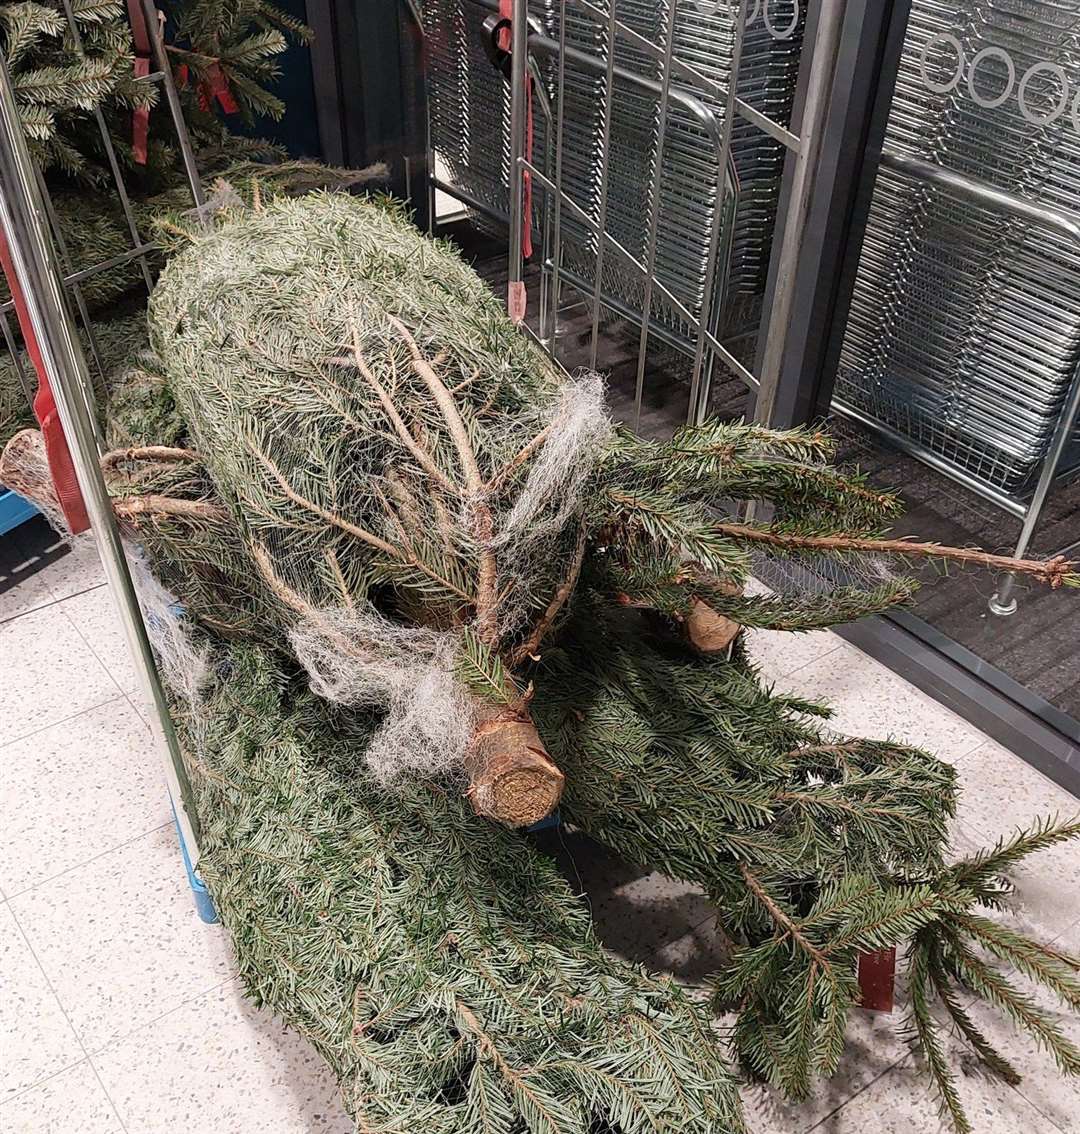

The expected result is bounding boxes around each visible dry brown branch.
[487,423,553,494]
[114,495,228,524]
[385,315,501,641]
[325,548,355,609]
[510,524,588,666]
[250,442,474,603]
[348,325,459,495]
[100,445,200,472]
[715,522,1076,587]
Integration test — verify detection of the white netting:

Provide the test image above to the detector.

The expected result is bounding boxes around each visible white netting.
[289,606,475,788]
[490,372,612,634]
[0,427,73,536]
[129,549,212,712]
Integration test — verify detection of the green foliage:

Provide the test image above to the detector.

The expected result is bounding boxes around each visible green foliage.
[183,634,746,1134]
[0,0,307,183]
[74,184,1080,1134]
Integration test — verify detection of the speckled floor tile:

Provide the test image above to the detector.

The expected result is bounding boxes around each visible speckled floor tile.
[61,585,140,694]
[743,626,844,683]
[0,698,169,896]
[539,831,714,963]
[951,740,1080,942]
[649,915,729,985]
[807,1048,1057,1133]
[0,1061,123,1132]
[93,982,354,1133]
[0,534,55,623]
[0,903,83,1098]
[33,532,105,601]
[8,824,235,1053]
[777,642,988,761]
[0,603,122,746]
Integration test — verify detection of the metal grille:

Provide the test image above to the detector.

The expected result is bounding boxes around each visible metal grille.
[836,0,1080,498]
[0,0,204,446]
[422,0,806,349]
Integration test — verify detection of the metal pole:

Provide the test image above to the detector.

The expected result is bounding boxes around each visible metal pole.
[753,0,849,427]
[686,1,748,426]
[0,58,203,859]
[631,5,678,433]
[989,367,1080,615]
[141,0,206,213]
[586,1,618,370]
[507,0,530,318]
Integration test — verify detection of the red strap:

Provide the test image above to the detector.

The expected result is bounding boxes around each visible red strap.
[497,1,534,317]
[857,947,896,1013]
[205,62,239,114]
[0,231,90,533]
[126,0,152,164]
[132,56,150,164]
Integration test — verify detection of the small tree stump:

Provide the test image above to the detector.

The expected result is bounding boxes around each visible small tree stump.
[684,573,743,654]
[466,705,564,827]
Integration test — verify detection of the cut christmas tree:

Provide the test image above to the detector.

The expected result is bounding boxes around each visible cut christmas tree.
[4,184,1078,1133]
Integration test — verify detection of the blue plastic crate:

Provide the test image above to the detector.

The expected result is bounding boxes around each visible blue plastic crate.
[0,489,36,537]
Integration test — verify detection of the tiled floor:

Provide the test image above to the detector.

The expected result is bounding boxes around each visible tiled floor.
[2,521,1078,1133]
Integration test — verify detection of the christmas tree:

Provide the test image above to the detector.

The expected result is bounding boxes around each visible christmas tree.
[3,184,1078,1132]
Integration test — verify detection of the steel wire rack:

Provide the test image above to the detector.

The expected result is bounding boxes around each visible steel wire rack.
[0,0,210,909]
[414,0,831,430]
[834,0,1080,613]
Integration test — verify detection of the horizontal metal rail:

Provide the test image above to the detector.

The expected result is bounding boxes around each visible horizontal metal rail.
[880,150,1080,249]
[564,0,801,151]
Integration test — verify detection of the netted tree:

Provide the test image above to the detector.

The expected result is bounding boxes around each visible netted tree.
[3,185,1078,1133]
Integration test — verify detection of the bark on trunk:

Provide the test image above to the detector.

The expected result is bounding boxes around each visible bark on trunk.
[684,572,743,654]
[465,703,564,827]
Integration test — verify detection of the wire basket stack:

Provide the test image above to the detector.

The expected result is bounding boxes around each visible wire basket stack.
[421,0,806,349]
[835,0,1080,497]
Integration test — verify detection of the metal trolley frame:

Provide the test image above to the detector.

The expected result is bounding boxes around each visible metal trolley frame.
[0,2,208,899]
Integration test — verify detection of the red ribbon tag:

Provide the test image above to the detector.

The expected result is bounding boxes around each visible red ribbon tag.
[858,947,896,1013]
[0,231,90,534]
[206,62,239,114]
[132,56,150,164]
[126,0,152,166]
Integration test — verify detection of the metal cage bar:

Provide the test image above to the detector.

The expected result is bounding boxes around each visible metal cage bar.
[0,2,207,862]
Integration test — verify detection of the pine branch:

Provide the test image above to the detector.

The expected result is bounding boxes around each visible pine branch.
[714,522,1078,588]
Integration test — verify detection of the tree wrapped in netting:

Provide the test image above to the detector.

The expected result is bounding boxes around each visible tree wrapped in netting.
[3,185,1078,1132]
[178,631,744,1134]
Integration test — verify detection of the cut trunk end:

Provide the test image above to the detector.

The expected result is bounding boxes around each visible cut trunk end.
[684,571,743,654]
[0,429,59,513]
[466,706,564,827]
[685,596,741,653]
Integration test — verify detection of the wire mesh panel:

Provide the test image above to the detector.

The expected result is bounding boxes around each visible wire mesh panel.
[0,0,203,463]
[421,0,807,364]
[835,0,1080,498]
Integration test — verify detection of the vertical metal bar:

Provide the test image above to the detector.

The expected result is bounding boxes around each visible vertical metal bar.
[989,368,1080,615]
[587,1,618,370]
[1,307,34,404]
[36,174,108,431]
[58,0,155,292]
[507,0,530,315]
[0,58,203,860]
[547,0,569,355]
[760,0,913,429]
[753,0,848,427]
[631,4,678,433]
[687,0,748,426]
[141,0,206,213]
